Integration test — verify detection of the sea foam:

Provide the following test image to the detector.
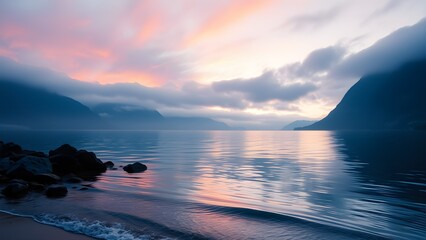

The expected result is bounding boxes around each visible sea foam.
[35,214,166,240]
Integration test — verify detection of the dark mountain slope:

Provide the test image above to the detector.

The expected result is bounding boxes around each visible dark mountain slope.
[300,59,426,130]
[0,80,105,129]
[92,103,230,130]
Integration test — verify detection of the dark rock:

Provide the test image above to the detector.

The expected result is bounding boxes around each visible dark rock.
[1,182,29,198]
[0,142,23,158]
[111,167,117,170]
[45,184,68,197]
[6,156,52,180]
[123,162,147,173]
[49,144,77,157]
[0,174,9,183]
[65,176,83,183]
[74,150,106,174]
[49,154,80,175]
[0,158,15,174]
[32,173,61,184]
[28,182,46,192]
[10,179,28,185]
[23,150,47,158]
[104,161,114,169]
[9,153,27,161]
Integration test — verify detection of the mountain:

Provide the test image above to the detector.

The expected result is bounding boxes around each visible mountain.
[282,120,317,130]
[163,117,229,130]
[92,103,230,130]
[299,59,426,130]
[0,81,105,129]
[92,103,164,129]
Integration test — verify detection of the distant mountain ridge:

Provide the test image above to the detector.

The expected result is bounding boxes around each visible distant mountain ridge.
[0,81,230,130]
[92,103,229,130]
[299,59,426,130]
[282,120,317,130]
[0,81,105,129]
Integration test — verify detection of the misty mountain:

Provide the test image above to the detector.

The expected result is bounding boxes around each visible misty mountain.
[163,117,229,130]
[282,120,317,130]
[0,80,105,129]
[299,59,426,130]
[92,103,164,129]
[92,103,229,130]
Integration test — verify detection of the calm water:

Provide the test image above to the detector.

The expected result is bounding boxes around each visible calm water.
[0,130,425,239]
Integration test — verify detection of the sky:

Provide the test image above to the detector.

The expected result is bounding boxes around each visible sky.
[1,0,426,129]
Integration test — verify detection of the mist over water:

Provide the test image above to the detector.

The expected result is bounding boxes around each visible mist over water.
[0,130,425,239]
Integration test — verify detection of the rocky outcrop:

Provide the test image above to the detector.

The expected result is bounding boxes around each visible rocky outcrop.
[45,184,68,197]
[1,181,29,198]
[123,162,147,173]
[0,141,148,199]
[104,161,114,169]
[49,145,106,176]
[6,156,52,180]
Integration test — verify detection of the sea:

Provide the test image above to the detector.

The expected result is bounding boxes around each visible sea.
[0,130,425,240]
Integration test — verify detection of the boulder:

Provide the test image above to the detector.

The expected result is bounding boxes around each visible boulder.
[49,154,80,175]
[104,161,114,169]
[9,153,27,161]
[0,142,23,158]
[0,158,15,174]
[28,182,46,192]
[45,184,68,197]
[23,150,47,158]
[6,156,52,180]
[64,175,83,183]
[123,162,147,173]
[32,173,61,184]
[74,150,106,174]
[49,144,77,157]
[1,182,29,198]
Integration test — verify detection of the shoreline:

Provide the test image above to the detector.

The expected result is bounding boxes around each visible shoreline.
[0,211,94,240]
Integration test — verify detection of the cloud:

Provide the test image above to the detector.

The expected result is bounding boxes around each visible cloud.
[0,56,247,110]
[182,0,276,47]
[284,5,343,30]
[297,46,346,75]
[212,71,317,102]
[363,0,403,23]
[332,18,426,78]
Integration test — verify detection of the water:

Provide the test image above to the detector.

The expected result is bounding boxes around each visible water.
[0,130,425,239]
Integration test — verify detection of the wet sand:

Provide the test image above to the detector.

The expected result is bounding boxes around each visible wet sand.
[0,212,94,240]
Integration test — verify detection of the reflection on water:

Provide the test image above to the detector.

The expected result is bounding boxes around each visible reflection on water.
[0,130,425,239]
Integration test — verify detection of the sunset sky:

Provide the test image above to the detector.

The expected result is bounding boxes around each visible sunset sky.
[1,0,426,129]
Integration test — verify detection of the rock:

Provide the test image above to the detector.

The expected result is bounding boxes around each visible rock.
[79,187,89,191]
[0,142,23,158]
[0,158,15,174]
[49,144,77,157]
[104,161,114,169]
[9,153,27,161]
[32,173,61,184]
[1,182,29,198]
[65,176,83,183]
[49,154,81,175]
[28,182,46,192]
[23,150,47,158]
[6,156,52,180]
[45,185,68,197]
[0,174,9,183]
[74,150,106,174]
[123,162,147,173]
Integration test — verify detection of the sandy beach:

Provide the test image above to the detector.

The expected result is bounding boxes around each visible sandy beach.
[0,212,94,240]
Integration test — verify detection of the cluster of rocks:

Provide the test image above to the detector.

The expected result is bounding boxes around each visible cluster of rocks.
[0,141,147,199]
